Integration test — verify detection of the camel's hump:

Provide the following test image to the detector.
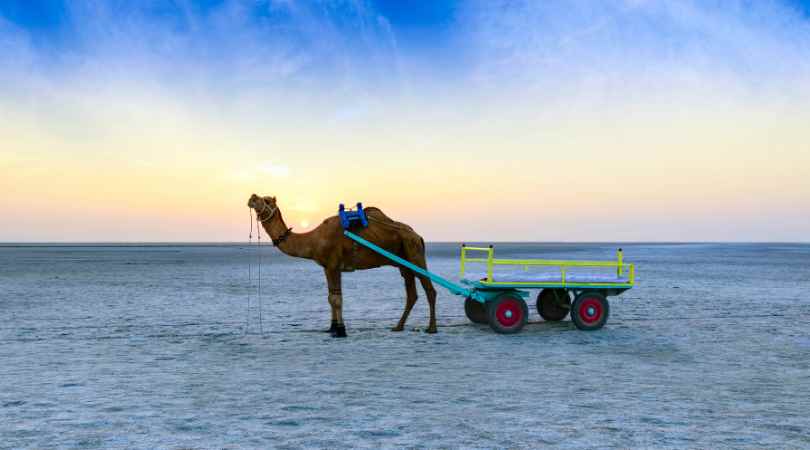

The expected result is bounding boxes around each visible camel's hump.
[363,206,386,218]
[364,207,415,233]
[364,207,396,223]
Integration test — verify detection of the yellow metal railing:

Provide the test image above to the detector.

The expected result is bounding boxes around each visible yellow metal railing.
[460,245,495,282]
[460,244,635,287]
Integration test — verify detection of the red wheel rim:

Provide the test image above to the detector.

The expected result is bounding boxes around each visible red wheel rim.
[495,298,522,327]
[578,298,603,324]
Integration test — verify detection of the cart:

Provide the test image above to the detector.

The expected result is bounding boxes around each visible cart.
[343,230,635,334]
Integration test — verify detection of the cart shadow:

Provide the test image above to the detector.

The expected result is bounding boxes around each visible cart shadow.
[523,319,577,332]
[440,319,577,335]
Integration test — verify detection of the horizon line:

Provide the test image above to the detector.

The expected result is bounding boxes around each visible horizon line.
[1,241,808,247]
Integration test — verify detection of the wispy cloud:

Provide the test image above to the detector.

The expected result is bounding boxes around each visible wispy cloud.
[0,0,407,128]
[225,161,290,184]
[462,0,810,104]
[259,161,290,178]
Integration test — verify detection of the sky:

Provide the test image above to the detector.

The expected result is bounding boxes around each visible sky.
[1,0,809,242]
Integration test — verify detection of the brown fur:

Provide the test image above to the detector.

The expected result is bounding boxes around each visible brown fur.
[247,194,438,336]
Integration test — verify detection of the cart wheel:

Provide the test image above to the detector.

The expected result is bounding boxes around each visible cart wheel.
[487,293,528,334]
[571,292,609,331]
[536,289,570,321]
[464,298,488,324]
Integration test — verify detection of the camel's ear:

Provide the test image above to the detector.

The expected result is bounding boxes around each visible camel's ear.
[271,196,277,202]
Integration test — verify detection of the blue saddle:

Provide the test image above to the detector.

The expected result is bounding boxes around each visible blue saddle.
[338,203,368,230]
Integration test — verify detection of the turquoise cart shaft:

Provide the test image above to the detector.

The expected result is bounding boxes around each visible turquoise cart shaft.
[343,230,482,301]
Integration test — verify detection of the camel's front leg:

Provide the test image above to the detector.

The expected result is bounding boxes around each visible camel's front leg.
[325,268,347,338]
[324,302,338,333]
[323,268,338,333]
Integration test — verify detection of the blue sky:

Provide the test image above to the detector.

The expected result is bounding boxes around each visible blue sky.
[0,0,460,34]
[3,0,809,91]
[0,0,460,54]
[2,0,809,40]
[1,1,809,241]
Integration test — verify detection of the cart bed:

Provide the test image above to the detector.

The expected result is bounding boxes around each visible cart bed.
[462,272,630,284]
[460,245,635,292]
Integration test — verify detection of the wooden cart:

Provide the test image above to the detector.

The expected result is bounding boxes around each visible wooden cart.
[344,230,635,334]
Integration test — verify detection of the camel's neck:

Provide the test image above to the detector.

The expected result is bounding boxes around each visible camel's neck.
[259,209,314,259]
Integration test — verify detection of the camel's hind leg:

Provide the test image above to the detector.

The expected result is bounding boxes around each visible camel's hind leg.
[403,239,438,334]
[418,274,438,334]
[393,268,418,332]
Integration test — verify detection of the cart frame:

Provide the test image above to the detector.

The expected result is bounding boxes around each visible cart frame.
[343,230,635,333]
[459,244,634,294]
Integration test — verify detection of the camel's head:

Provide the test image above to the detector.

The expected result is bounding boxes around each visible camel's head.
[247,193,277,211]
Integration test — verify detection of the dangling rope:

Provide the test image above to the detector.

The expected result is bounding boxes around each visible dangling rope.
[256,214,264,335]
[246,209,253,335]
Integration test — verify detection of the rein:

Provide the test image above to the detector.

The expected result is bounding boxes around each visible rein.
[246,207,263,335]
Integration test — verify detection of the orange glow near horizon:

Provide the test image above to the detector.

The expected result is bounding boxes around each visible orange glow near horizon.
[2,91,809,242]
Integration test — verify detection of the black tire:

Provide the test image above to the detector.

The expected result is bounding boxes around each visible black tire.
[464,298,488,324]
[571,292,609,331]
[486,293,529,334]
[536,289,571,321]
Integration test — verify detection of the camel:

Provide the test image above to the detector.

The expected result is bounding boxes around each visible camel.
[247,194,438,338]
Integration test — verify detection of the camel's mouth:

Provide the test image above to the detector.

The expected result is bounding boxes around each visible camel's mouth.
[247,194,260,209]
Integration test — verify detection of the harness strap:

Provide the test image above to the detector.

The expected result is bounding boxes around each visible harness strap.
[257,204,277,223]
[272,227,293,246]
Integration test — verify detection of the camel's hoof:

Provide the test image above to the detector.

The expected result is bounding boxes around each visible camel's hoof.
[425,326,438,334]
[391,326,404,332]
[332,325,347,338]
[324,321,338,333]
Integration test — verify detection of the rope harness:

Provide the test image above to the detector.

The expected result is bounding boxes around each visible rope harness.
[256,202,293,247]
[256,202,277,222]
